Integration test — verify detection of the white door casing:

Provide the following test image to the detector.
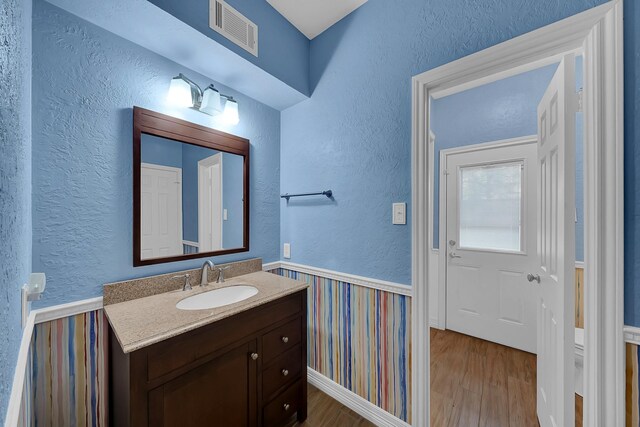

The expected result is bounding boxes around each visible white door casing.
[535,54,576,427]
[198,153,223,252]
[444,139,538,353]
[140,163,183,259]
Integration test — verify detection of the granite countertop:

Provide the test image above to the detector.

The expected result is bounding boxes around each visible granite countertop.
[104,271,308,354]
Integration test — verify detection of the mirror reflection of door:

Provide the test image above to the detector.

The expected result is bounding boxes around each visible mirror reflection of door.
[198,153,223,252]
[139,131,245,261]
[140,163,183,259]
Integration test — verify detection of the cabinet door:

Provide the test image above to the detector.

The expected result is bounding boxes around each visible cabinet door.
[149,340,258,427]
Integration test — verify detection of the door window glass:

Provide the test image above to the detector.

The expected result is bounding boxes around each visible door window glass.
[458,161,523,252]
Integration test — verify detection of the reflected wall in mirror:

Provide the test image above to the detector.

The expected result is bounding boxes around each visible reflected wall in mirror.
[133,107,249,266]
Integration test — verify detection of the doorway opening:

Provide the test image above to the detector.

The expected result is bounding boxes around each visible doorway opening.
[411,3,624,426]
[427,56,584,425]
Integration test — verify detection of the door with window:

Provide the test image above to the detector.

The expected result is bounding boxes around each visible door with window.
[444,140,537,353]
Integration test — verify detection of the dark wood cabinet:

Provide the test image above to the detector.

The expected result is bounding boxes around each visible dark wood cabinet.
[110,291,307,427]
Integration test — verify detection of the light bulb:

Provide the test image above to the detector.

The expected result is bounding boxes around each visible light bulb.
[200,85,223,116]
[222,97,239,125]
[167,75,193,108]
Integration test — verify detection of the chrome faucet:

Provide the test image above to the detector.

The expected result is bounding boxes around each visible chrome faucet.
[200,260,215,286]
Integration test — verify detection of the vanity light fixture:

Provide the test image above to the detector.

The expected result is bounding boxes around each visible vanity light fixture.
[167,73,239,124]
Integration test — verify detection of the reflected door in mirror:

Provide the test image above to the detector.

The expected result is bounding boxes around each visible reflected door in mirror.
[139,133,245,261]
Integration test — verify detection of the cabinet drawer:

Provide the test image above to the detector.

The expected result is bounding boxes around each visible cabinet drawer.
[263,317,302,364]
[263,381,303,427]
[262,345,302,399]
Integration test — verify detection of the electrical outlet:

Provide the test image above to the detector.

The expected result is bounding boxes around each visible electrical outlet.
[283,243,291,259]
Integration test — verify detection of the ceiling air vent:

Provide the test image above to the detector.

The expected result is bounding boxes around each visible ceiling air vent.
[209,0,258,57]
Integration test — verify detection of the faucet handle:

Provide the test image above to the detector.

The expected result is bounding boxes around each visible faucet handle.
[216,266,231,283]
[172,274,192,291]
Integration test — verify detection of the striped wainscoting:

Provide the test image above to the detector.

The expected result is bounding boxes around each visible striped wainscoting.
[627,342,640,427]
[270,268,412,423]
[31,309,109,426]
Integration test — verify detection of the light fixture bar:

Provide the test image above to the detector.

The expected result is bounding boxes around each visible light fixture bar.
[167,73,239,124]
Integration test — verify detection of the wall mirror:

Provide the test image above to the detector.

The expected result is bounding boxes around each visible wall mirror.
[133,107,249,266]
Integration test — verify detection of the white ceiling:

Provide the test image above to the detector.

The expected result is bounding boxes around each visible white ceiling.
[267,0,368,39]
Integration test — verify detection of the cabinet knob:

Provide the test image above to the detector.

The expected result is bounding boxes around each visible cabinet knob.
[283,403,290,411]
[281,336,289,343]
[281,369,289,377]
[250,352,259,360]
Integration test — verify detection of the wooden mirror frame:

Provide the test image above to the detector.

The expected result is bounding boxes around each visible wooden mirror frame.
[133,106,250,266]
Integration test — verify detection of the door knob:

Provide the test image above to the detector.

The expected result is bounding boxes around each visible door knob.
[527,273,541,283]
[449,252,462,259]
[281,369,289,376]
[283,403,291,411]
[281,336,289,343]
[250,352,259,360]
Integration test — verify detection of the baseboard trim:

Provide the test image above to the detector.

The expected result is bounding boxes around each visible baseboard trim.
[32,296,103,324]
[264,261,412,297]
[624,325,640,346]
[5,312,36,427]
[307,368,410,427]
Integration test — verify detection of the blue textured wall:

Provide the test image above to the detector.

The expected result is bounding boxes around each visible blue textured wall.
[32,0,281,307]
[624,0,640,326]
[280,0,605,286]
[148,0,310,96]
[430,61,585,262]
[0,0,31,421]
[141,133,183,168]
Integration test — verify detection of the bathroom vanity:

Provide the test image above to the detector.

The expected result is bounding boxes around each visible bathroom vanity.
[105,268,308,427]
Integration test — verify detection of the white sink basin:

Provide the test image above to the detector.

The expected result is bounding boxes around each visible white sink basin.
[176,285,258,310]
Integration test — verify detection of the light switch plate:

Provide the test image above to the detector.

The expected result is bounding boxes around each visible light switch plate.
[283,243,291,259]
[393,203,406,225]
[223,209,228,221]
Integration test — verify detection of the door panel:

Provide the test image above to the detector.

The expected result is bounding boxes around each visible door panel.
[497,270,526,325]
[452,264,482,315]
[535,54,576,427]
[140,164,183,259]
[445,141,537,353]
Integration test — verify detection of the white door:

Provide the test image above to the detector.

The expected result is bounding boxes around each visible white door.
[140,163,183,259]
[198,153,223,251]
[535,54,576,427]
[445,140,538,353]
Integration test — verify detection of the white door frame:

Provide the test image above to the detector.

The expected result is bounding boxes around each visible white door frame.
[411,2,624,426]
[437,136,537,334]
[198,153,224,251]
